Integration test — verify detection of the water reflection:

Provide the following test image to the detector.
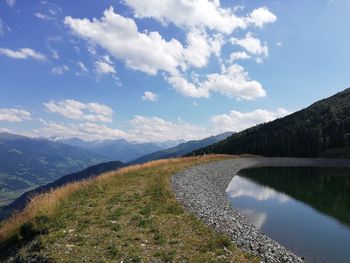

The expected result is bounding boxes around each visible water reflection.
[226,167,350,263]
[227,176,290,204]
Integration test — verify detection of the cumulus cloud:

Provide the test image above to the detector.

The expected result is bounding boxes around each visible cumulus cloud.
[211,108,290,133]
[123,0,246,34]
[0,47,46,60]
[64,6,275,99]
[182,29,224,69]
[65,7,184,75]
[231,32,268,57]
[65,8,225,75]
[44,99,114,123]
[0,108,31,122]
[227,51,250,64]
[142,91,158,102]
[51,65,69,75]
[246,7,277,28]
[168,64,266,100]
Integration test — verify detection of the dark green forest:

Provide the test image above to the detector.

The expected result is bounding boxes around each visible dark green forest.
[191,88,350,158]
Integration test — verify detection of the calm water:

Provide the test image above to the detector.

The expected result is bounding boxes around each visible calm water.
[226,167,350,263]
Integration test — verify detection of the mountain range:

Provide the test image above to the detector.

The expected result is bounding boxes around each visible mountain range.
[131,131,234,164]
[191,88,350,158]
[0,133,109,206]
[58,138,182,162]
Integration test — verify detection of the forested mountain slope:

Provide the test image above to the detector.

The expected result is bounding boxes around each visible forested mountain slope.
[191,88,350,158]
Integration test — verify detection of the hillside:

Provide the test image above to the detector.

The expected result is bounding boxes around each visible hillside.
[58,138,171,162]
[191,88,350,158]
[0,161,125,220]
[0,133,109,206]
[131,132,234,164]
[0,155,257,263]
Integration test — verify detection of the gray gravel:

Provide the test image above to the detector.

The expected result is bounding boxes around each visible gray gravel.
[171,157,350,263]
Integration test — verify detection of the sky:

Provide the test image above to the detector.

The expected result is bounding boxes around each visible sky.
[0,0,349,142]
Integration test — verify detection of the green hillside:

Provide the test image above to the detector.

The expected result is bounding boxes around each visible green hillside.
[0,133,109,206]
[191,88,350,158]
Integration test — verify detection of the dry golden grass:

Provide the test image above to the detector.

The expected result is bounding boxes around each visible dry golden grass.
[0,155,230,244]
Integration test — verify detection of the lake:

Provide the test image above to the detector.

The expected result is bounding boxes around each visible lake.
[226,166,350,263]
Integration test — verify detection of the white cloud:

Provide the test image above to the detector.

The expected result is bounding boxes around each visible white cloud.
[142,91,158,102]
[182,29,224,69]
[123,0,246,34]
[64,6,275,100]
[95,60,116,75]
[227,51,250,63]
[6,0,15,7]
[246,7,277,28]
[128,115,209,142]
[211,108,290,133]
[167,64,266,100]
[0,108,31,122]
[65,8,225,75]
[51,65,68,75]
[44,99,114,123]
[32,115,209,142]
[65,7,184,75]
[231,32,268,57]
[0,47,46,60]
[32,122,127,141]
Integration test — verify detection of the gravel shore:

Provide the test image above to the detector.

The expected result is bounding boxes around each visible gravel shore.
[171,157,350,263]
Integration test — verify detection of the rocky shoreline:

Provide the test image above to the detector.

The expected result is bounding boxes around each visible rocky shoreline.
[171,157,350,263]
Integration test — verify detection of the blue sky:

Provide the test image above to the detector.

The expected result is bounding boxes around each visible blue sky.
[0,0,349,142]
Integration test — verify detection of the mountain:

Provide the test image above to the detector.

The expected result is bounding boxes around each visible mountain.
[58,138,168,162]
[0,133,109,206]
[190,88,350,158]
[0,160,125,220]
[131,132,234,164]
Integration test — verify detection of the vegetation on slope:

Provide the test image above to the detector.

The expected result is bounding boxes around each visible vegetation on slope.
[0,132,109,206]
[191,88,350,158]
[0,155,258,263]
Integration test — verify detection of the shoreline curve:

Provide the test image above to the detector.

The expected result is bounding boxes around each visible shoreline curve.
[171,157,350,263]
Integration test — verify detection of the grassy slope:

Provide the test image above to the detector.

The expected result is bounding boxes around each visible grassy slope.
[0,155,258,263]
